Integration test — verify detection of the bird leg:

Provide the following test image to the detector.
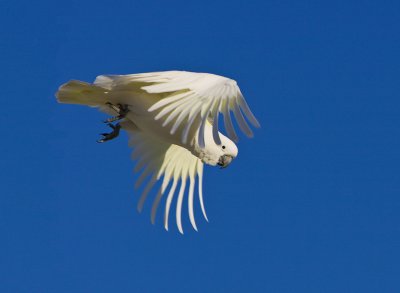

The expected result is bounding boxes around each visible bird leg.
[97,123,121,143]
[104,102,130,123]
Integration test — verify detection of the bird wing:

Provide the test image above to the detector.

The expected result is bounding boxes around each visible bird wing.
[127,129,206,234]
[94,71,260,147]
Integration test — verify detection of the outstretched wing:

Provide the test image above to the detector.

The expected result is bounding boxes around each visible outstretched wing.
[95,71,260,148]
[126,129,206,234]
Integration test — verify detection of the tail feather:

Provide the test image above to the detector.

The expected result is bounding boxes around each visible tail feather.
[56,80,108,106]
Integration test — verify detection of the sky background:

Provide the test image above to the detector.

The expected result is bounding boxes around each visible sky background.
[1,0,400,292]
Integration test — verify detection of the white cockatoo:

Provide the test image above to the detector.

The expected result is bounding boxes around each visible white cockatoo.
[56,71,259,233]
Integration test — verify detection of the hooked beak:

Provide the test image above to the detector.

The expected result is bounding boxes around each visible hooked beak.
[217,155,234,168]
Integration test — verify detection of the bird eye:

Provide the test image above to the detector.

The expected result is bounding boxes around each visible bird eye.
[222,145,226,149]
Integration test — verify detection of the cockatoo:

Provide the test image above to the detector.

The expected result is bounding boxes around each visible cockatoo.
[56,71,259,233]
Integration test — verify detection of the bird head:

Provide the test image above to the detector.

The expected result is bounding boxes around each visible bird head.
[195,127,238,168]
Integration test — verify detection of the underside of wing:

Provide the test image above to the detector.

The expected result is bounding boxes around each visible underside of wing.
[125,127,207,234]
[95,71,260,148]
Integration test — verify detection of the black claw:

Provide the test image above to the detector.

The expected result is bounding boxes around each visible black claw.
[97,123,121,143]
[97,103,129,143]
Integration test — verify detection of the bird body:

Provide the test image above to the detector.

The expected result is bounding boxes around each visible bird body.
[56,71,259,233]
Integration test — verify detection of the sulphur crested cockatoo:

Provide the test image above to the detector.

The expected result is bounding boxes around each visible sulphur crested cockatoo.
[56,71,259,233]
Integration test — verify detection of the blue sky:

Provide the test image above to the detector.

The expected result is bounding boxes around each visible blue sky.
[1,0,400,292]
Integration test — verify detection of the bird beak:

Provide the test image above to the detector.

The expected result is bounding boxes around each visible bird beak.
[217,155,234,168]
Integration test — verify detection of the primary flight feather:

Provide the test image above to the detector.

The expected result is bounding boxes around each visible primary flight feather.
[56,70,260,233]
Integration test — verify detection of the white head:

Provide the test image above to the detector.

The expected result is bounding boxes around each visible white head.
[194,125,238,168]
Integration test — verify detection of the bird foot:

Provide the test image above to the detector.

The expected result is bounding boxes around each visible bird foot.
[97,123,121,143]
[103,102,129,123]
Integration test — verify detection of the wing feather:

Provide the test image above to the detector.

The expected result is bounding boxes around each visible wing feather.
[126,129,206,233]
[237,92,261,128]
[223,99,238,142]
[211,98,222,145]
[182,106,201,144]
[137,71,259,146]
[175,169,187,234]
[170,99,198,135]
[197,163,208,222]
[135,165,152,189]
[161,99,193,128]
[188,164,198,231]
[151,189,164,224]
[154,95,191,121]
[137,175,157,212]
[233,101,253,137]
[95,71,259,146]
[164,177,178,231]
[148,91,192,112]
[198,99,215,148]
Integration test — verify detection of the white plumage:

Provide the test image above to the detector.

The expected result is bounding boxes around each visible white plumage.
[56,71,259,233]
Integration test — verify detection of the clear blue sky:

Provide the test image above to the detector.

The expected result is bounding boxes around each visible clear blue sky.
[1,0,399,292]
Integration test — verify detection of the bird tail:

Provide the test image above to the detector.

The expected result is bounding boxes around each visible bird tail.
[56,80,108,106]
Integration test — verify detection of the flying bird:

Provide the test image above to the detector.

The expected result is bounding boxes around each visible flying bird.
[56,71,260,233]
